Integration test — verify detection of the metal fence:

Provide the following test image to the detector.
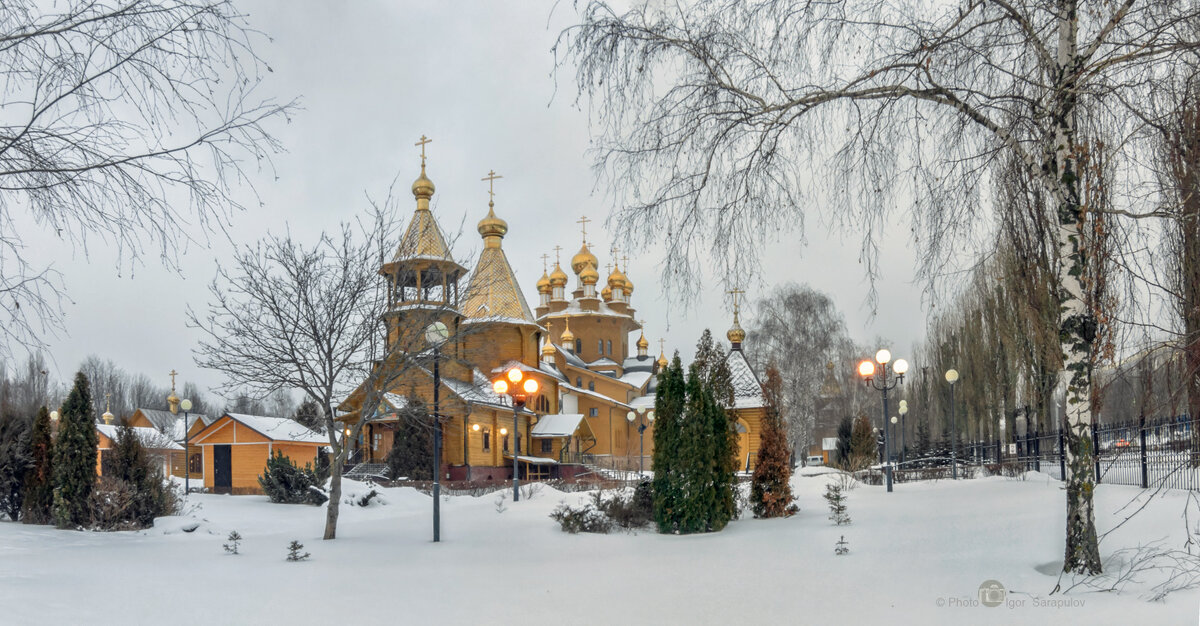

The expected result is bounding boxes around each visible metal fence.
[876,414,1200,491]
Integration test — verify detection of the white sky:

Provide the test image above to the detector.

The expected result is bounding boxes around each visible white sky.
[16,1,929,398]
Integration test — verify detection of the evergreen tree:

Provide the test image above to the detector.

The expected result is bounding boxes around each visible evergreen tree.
[848,414,876,471]
[293,398,325,434]
[651,353,685,533]
[0,413,32,521]
[384,396,433,480]
[915,416,932,458]
[751,365,795,518]
[834,416,854,468]
[110,421,174,527]
[52,373,99,528]
[678,364,736,533]
[258,450,326,505]
[21,406,54,524]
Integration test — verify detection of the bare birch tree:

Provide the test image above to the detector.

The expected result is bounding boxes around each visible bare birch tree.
[0,0,295,359]
[557,0,1200,575]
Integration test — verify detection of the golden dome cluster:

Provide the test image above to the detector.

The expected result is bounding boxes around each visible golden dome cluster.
[549,262,569,288]
[571,244,598,275]
[580,261,600,285]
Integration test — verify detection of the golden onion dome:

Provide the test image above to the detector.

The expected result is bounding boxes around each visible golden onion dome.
[536,271,552,294]
[476,204,508,239]
[102,410,114,425]
[549,262,569,288]
[727,317,746,345]
[657,351,669,368]
[601,285,612,301]
[623,273,634,295]
[580,261,599,285]
[560,320,575,343]
[412,166,435,201]
[637,332,649,350]
[607,266,626,290]
[541,342,556,356]
[571,244,598,275]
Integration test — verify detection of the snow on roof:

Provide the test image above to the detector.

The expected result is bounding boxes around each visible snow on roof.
[537,362,567,382]
[383,393,411,411]
[508,455,558,464]
[224,413,327,444]
[561,383,632,410]
[537,299,636,321]
[619,370,653,389]
[589,357,620,368]
[531,414,586,438]
[440,369,535,414]
[622,355,655,371]
[628,394,656,410]
[726,349,766,409]
[553,343,588,369]
[97,425,182,450]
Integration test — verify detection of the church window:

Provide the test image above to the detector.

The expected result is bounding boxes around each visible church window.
[588,381,595,392]
[598,339,604,354]
[607,340,613,355]
[541,439,552,454]
[589,407,598,417]
[372,433,381,451]
[576,377,582,387]
[575,338,582,354]
[482,428,491,452]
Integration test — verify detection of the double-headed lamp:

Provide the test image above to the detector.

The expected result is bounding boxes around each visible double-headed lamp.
[898,400,908,415]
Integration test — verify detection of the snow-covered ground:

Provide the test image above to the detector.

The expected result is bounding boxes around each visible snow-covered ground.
[1,470,1197,625]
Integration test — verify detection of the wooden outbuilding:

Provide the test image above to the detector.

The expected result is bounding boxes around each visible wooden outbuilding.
[190,413,328,495]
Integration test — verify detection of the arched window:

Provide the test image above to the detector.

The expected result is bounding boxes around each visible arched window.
[576,377,582,387]
[607,340,613,355]
[482,428,491,451]
[575,338,582,354]
[588,381,595,392]
[598,339,604,354]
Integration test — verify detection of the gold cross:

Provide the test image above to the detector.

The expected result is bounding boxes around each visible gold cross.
[727,288,745,320]
[540,254,550,273]
[415,135,432,166]
[169,369,178,391]
[622,255,630,272]
[659,338,666,353]
[553,245,563,264]
[577,216,591,243]
[104,393,111,413]
[610,246,620,268]
[481,170,503,201]
[639,318,646,327]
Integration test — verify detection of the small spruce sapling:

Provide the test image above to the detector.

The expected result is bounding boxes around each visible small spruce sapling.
[286,540,310,562]
[835,535,849,555]
[824,482,850,525]
[224,531,242,555]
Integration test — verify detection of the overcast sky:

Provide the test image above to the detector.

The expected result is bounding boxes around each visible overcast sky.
[17,1,929,400]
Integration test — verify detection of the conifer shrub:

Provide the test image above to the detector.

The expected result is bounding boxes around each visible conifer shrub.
[0,414,32,521]
[751,365,798,518]
[52,373,100,528]
[224,531,242,554]
[286,540,310,561]
[259,450,326,505]
[105,423,178,528]
[87,476,139,531]
[550,486,654,533]
[21,407,54,524]
[550,500,614,534]
[835,535,850,555]
[824,481,851,525]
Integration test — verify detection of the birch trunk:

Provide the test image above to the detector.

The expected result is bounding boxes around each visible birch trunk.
[1053,0,1102,576]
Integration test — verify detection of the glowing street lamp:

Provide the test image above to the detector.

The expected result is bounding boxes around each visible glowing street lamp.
[898,400,909,464]
[492,367,539,502]
[181,398,193,495]
[859,349,908,493]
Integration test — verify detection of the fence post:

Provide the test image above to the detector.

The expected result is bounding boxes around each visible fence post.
[1139,415,1148,489]
[1033,428,1040,472]
[996,437,1001,465]
[1092,424,1102,484]
[1058,427,1066,481]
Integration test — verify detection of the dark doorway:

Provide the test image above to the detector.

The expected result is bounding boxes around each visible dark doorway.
[214,445,232,494]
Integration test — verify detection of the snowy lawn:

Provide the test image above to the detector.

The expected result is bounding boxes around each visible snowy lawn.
[1,470,1197,625]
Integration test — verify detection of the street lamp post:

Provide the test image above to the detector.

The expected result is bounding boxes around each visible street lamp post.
[181,398,193,495]
[898,400,908,464]
[425,322,450,543]
[858,349,908,493]
[625,408,656,476]
[945,368,960,479]
[492,367,539,503]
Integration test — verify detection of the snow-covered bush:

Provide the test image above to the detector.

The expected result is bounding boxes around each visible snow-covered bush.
[550,501,614,534]
[550,487,653,533]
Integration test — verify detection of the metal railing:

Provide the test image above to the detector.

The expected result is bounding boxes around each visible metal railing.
[867,414,1200,491]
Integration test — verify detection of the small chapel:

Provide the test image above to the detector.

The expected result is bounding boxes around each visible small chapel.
[336,138,768,481]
